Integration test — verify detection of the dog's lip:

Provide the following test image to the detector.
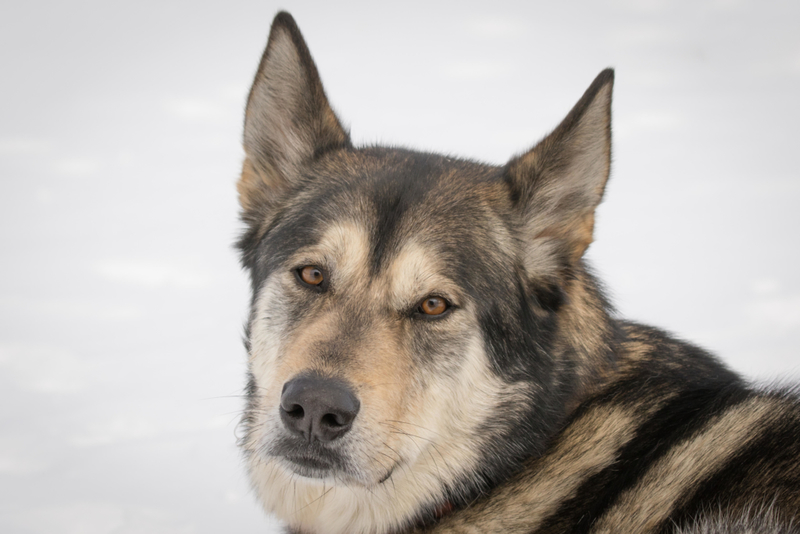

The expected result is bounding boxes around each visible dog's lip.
[284,454,334,471]
[281,453,399,486]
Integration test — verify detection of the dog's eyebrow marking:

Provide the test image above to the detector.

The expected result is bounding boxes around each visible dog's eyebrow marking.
[292,220,371,287]
[383,240,462,309]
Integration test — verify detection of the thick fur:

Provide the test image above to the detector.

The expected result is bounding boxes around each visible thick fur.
[235,12,800,534]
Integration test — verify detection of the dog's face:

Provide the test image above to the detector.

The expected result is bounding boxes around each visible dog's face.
[242,150,539,510]
[237,13,614,534]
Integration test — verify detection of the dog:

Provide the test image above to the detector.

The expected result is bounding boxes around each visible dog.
[235,12,800,534]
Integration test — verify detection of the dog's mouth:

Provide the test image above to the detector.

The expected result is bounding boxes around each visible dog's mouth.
[282,454,335,478]
[281,454,399,486]
[272,438,349,479]
[270,437,400,485]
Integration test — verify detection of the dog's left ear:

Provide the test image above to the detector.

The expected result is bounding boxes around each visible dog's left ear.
[239,12,350,214]
[506,69,613,270]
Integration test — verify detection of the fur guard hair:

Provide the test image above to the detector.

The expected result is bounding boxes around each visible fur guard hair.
[234,12,800,534]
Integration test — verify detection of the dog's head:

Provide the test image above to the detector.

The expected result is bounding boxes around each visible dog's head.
[237,12,614,534]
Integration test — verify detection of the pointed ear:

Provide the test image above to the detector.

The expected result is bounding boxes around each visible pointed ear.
[239,12,350,213]
[506,69,614,271]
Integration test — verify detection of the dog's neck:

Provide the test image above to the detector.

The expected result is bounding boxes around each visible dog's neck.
[549,264,620,410]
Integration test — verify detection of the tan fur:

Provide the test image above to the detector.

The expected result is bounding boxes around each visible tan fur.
[245,335,530,534]
[594,398,781,533]
[509,79,612,264]
[243,229,532,534]
[675,500,800,534]
[294,221,372,289]
[549,268,617,405]
[431,396,673,533]
[241,18,349,214]
[386,239,464,311]
[238,157,273,214]
[237,13,800,534]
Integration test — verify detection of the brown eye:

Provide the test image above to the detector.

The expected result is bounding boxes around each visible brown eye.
[297,266,324,287]
[419,296,449,316]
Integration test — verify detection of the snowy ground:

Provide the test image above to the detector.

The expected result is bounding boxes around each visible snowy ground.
[1,1,799,532]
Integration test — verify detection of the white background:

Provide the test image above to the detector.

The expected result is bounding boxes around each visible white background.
[1,1,799,532]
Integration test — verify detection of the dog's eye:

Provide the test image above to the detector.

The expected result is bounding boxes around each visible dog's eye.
[418,296,449,317]
[296,266,325,289]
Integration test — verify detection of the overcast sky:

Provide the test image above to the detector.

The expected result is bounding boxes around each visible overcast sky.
[1,1,799,533]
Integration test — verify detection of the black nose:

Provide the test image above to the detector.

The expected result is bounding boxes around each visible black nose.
[279,375,360,443]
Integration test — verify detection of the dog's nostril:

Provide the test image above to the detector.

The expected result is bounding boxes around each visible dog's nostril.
[285,405,304,419]
[321,413,344,427]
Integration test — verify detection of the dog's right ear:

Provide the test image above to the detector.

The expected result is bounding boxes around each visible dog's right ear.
[239,12,350,215]
[506,69,614,277]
